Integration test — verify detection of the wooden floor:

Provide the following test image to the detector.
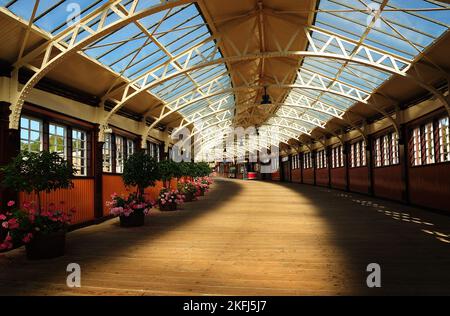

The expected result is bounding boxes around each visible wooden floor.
[1,178,450,295]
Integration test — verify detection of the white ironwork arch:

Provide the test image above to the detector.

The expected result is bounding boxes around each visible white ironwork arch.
[7,0,448,142]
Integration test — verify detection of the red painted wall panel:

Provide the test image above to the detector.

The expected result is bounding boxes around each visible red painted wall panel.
[373,165,402,201]
[330,168,346,190]
[303,169,314,184]
[19,179,95,224]
[409,164,450,212]
[316,169,329,187]
[271,170,280,181]
[349,167,369,194]
[102,175,134,216]
[291,169,301,183]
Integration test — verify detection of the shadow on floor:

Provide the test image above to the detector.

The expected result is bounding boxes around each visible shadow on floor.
[0,178,242,295]
[266,180,450,295]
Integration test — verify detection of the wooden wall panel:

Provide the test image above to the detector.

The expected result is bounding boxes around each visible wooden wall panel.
[303,169,314,184]
[19,179,95,224]
[409,164,450,212]
[144,180,165,202]
[373,165,402,201]
[349,167,370,194]
[291,169,301,183]
[271,170,280,181]
[102,174,134,216]
[330,168,346,190]
[316,169,329,187]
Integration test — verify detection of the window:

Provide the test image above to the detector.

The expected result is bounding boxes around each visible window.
[361,141,367,166]
[103,134,112,172]
[20,115,91,176]
[382,134,390,166]
[374,138,382,167]
[331,145,344,168]
[411,127,422,166]
[155,144,161,162]
[116,135,125,174]
[303,152,313,169]
[374,132,399,167]
[292,154,299,170]
[391,133,399,165]
[271,155,279,171]
[410,116,450,166]
[350,143,355,168]
[355,142,361,167]
[20,116,42,153]
[439,117,450,162]
[49,123,67,158]
[316,150,327,169]
[424,122,435,164]
[127,139,135,158]
[350,140,367,168]
[72,129,87,176]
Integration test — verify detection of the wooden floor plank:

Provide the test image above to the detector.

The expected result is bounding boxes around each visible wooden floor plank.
[1,178,449,295]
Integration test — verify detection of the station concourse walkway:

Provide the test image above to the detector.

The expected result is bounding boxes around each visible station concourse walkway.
[1,177,450,296]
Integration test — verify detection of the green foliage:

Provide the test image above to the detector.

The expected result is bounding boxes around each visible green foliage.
[1,151,75,196]
[196,162,212,177]
[157,159,177,187]
[171,161,184,180]
[171,161,212,178]
[123,151,159,198]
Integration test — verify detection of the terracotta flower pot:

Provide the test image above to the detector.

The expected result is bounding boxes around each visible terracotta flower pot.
[159,202,177,211]
[183,192,195,202]
[25,231,66,260]
[120,211,145,227]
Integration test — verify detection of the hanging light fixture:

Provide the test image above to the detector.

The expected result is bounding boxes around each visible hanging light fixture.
[260,86,271,105]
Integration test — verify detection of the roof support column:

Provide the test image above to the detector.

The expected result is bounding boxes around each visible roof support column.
[343,141,350,192]
[366,135,374,196]
[399,124,410,204]
[0,63,19,208]
[92,125,104,219]
[0,101,20,208]
[312,150,317,186]
[327,146,332,189]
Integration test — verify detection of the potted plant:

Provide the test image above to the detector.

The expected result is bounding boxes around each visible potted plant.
[107,192,153,227]
[157,159,176,189]
[177,180,198,202]
[117,151,159,227]
[157,188,184,211]
[0,151,75,260]
[193,177,210,196]
[0,201,74,260]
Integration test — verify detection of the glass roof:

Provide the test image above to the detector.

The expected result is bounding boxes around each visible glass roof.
[1,0,234,131]
[274,0,450,138]
[1,0,449,156]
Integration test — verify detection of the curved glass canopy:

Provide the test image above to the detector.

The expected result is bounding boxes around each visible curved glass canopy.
[1,0,449,158]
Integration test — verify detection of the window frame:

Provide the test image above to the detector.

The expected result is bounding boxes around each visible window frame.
[20,115,43,153]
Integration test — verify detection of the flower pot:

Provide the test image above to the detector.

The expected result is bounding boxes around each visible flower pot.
[159,202,177,212]
[184,192,195,202]
[120,211,145,227]
[25,231,66,260]
[199,190,205,196]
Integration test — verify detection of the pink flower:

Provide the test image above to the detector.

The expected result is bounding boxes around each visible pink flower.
[7,219,19,229]
[2,222,8,229]
[0,214,6,221]
[22,233,33,244]
[7,201,15,207]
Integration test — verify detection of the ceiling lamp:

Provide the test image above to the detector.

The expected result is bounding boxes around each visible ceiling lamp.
[260,86,271,105]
